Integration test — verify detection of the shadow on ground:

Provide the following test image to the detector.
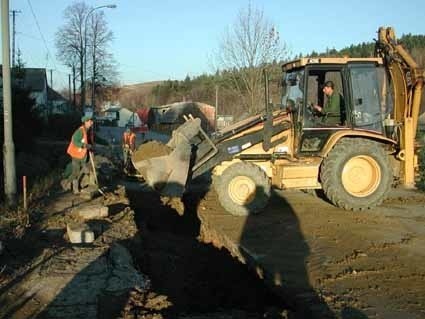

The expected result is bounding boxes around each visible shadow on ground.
[0,178,370,318]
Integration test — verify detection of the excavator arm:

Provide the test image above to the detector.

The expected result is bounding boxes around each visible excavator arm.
[375,27,424,187]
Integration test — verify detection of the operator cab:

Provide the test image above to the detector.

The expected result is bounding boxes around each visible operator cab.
[281,57,393,154]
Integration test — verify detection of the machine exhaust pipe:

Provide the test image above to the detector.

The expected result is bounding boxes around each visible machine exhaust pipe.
[262,68,273,151]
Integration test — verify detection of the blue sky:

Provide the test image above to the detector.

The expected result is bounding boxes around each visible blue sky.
[1,0,424,90]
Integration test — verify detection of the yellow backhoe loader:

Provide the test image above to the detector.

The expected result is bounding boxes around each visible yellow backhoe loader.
[133,27,424,216]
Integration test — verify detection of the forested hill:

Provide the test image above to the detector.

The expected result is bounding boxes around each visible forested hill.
[305,33,425,58]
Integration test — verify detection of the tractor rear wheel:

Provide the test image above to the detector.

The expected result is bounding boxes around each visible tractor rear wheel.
[215,162,271,216]
[320,138,392,211]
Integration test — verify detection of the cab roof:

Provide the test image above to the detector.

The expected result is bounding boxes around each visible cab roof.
[282,57,384,72]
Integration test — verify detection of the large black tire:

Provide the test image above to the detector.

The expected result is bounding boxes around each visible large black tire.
[321,138,392,211]
[215,162,271,216]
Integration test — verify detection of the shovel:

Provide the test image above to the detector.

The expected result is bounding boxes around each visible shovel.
[89,151,105,196]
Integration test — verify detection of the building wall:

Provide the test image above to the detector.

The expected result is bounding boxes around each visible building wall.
[30,91,47,108]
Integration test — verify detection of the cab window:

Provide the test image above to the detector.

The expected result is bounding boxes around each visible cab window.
[349,65,384,133]
[303,69,346,128]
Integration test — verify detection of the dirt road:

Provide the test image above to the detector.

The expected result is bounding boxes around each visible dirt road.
[1,178,424,319]
[196,187,425,319]
[0,183,290,319]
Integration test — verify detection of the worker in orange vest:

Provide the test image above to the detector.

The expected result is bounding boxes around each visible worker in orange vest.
[122,127,136,171]
[67,115,94,194]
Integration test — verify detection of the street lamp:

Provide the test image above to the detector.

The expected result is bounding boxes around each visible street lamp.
[83,4,116,110]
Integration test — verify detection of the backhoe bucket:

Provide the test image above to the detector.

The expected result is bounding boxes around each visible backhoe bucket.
[132,118,203,197]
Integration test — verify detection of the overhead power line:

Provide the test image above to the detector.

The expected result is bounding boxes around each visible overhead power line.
[16,31,42,41]
[26,0,69,89]
[26,0,61,72]
[26,0,53,67]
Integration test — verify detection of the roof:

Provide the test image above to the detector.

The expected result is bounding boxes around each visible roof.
[0,67,47,92]
[282,57,384,72]
[48,87,67,101]
[22,68,47,91]
[151,101,215,111]
[150,104,172,110]
[105,107,121,112]
[160,102,213,123]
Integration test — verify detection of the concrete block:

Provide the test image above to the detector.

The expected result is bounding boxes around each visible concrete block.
[77,205,109,220]
[67,223,95,243]
[79,187,100,200]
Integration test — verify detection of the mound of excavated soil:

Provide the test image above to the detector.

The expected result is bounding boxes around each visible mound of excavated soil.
[132,141,172,163]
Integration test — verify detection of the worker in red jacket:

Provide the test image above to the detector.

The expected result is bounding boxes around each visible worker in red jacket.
[122,127,136,172]
[67,115,94,193]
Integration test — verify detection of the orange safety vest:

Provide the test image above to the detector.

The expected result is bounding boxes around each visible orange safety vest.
[67,126,88,159]
[123,131,136,150]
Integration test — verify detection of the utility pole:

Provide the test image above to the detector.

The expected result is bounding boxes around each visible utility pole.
[49,69,53,89]
[68,73,71,103]
[91,39,96,110]
[72,64,76,109]
[2,0,17,206]
[10,9,20,67]
[215,85,219,131]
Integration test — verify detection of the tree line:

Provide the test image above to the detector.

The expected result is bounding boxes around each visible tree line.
[303,33,425,59]
[141,33,425,119]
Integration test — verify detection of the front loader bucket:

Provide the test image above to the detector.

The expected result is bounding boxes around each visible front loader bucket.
[132,118,205,197]
[132,142,192,197]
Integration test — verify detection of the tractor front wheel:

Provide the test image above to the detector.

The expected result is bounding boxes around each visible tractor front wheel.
[321,138,392,211]
[214,162,271,216]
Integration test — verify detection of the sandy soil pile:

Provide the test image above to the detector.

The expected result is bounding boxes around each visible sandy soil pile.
[132,141,172,163]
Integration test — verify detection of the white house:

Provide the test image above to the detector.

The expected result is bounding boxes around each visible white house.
[116,107,135,127]
[22,68,48,111]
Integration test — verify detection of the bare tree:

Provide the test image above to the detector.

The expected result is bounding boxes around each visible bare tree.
[87,11,117,109]
[55,2,116,109]
[215,4,288,114]
[55,2,86,108]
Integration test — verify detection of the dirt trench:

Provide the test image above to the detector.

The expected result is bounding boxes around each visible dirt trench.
[125,188,291,318]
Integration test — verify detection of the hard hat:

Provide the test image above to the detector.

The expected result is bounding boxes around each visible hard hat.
[81,115,93,123]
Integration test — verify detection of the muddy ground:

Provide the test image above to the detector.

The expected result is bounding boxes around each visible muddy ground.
[1,176,424,319]
[0,181,289,319]
[196,187,425,319]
